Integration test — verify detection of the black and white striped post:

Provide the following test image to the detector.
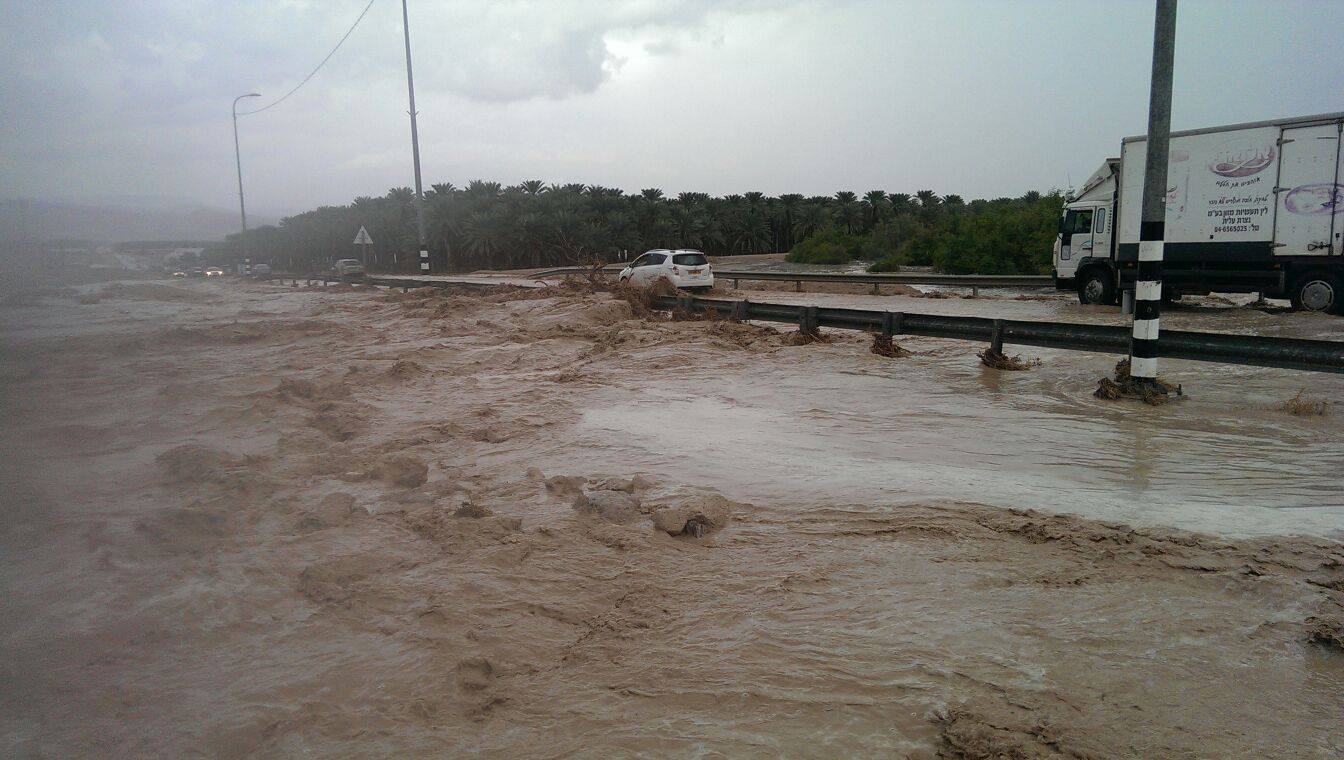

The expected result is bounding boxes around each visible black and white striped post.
[1130,0,1177,389]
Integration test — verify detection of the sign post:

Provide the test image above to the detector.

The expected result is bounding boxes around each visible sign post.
[353,226,373,270]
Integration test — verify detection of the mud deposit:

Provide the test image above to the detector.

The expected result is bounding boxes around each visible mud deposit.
[1,279,1342,757]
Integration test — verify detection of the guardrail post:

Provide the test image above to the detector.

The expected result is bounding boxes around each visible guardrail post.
[799,305,819,334]
[972,285,980,298]
[733,278,739,289]
[990,319,1004,354]
[795,280,802,292]
[880,312,894,337]
[733,300,750,321]
[892,312,905,335]
[872,283,880,295]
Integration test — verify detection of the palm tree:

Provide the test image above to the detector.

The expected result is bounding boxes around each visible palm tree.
[519,179,546,196]
[915,190,941,224]
[469,179,502,195]
[833,191,861,234]
[460,209,505,264]
[862,190,890,229]
[888,193,913,215]
[795,202,830,241]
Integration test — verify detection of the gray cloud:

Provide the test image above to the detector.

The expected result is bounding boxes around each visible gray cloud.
[2,0,1342,221]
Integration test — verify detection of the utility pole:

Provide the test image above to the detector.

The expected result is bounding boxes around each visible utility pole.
[400,0,429,274]
[1128,0,1177,391]
[232,92,261,268]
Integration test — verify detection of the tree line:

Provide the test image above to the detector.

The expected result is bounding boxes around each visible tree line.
[785,190,1063,274]
[212,182,1063,275]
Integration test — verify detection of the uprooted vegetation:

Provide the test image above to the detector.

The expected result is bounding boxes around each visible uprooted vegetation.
[1281,388,1329,416]
[1095,357,1183,405]
[977,347,1039,371]
[869,332,911,358]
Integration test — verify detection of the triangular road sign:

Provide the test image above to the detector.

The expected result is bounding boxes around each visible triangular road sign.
[353,226,373,245]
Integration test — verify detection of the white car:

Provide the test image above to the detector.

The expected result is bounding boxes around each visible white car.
[618,249,714,291]
[332,259,366,276]
[204,267,224,277]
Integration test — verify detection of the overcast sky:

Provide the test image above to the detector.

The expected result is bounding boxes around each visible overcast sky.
[2,0,1342,217]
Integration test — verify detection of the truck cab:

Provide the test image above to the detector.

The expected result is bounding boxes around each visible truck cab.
[1053,159,1120,304]
[1058,112,1344,313]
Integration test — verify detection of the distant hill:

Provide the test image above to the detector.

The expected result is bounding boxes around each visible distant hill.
[0,199,280,243]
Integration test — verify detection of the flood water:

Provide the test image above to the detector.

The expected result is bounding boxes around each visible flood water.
[2,279,1341,757]
[579,290,1344,538]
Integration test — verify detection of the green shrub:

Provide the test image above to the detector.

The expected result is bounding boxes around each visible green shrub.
[785,227,864,264]
[867,192,1061,275]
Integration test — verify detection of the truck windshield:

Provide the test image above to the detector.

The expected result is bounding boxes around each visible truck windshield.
[1064,209,1093,234]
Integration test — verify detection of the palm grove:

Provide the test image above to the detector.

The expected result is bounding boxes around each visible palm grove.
[218,181,1063,275]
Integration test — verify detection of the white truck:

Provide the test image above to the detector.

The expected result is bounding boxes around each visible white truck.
[1054,111,1344,312]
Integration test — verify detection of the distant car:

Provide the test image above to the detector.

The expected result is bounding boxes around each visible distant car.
[618,249,713,291]
[204,267,224,277]
[250,263,271,277]
[171,270,187,278]
[189,268,205,277]
[332,259,365,276]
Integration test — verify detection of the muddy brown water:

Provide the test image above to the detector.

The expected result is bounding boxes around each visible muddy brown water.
[1,278,1341,757]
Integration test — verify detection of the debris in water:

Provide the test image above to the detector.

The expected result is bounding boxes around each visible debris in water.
[650,494,733,537]
[453,501,493,519]
[615,280,675,319]
[783,327,830,346]
[1281,388,1329,417]
[870,332,911,358]
[977,348,1039,371]
[1095,358,1182,405]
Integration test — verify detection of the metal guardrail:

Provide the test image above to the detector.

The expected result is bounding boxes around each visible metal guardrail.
[653,294,1344,375]
[527,265,1051,290]
[276,274,1344,374]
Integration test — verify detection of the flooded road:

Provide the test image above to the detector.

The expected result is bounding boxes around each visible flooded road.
[1,279,1341,757]
[579,326,1344,538]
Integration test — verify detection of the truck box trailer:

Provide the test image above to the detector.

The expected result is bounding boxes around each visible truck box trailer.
[1053,112,1344,312]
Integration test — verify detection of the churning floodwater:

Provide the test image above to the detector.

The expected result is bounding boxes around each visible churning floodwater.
[579,292,1344,539]
[3,278,1342,757]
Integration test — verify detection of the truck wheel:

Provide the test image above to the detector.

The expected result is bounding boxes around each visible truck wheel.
[1077,269,1116,305]
[1290,271,1342,313]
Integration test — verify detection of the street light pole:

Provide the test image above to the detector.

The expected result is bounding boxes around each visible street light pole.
[1129,0,1177,390]
[232,92,261,269]
[400,0,429,274]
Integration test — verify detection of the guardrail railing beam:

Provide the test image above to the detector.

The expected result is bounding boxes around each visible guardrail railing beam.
[646,293,1344,375]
